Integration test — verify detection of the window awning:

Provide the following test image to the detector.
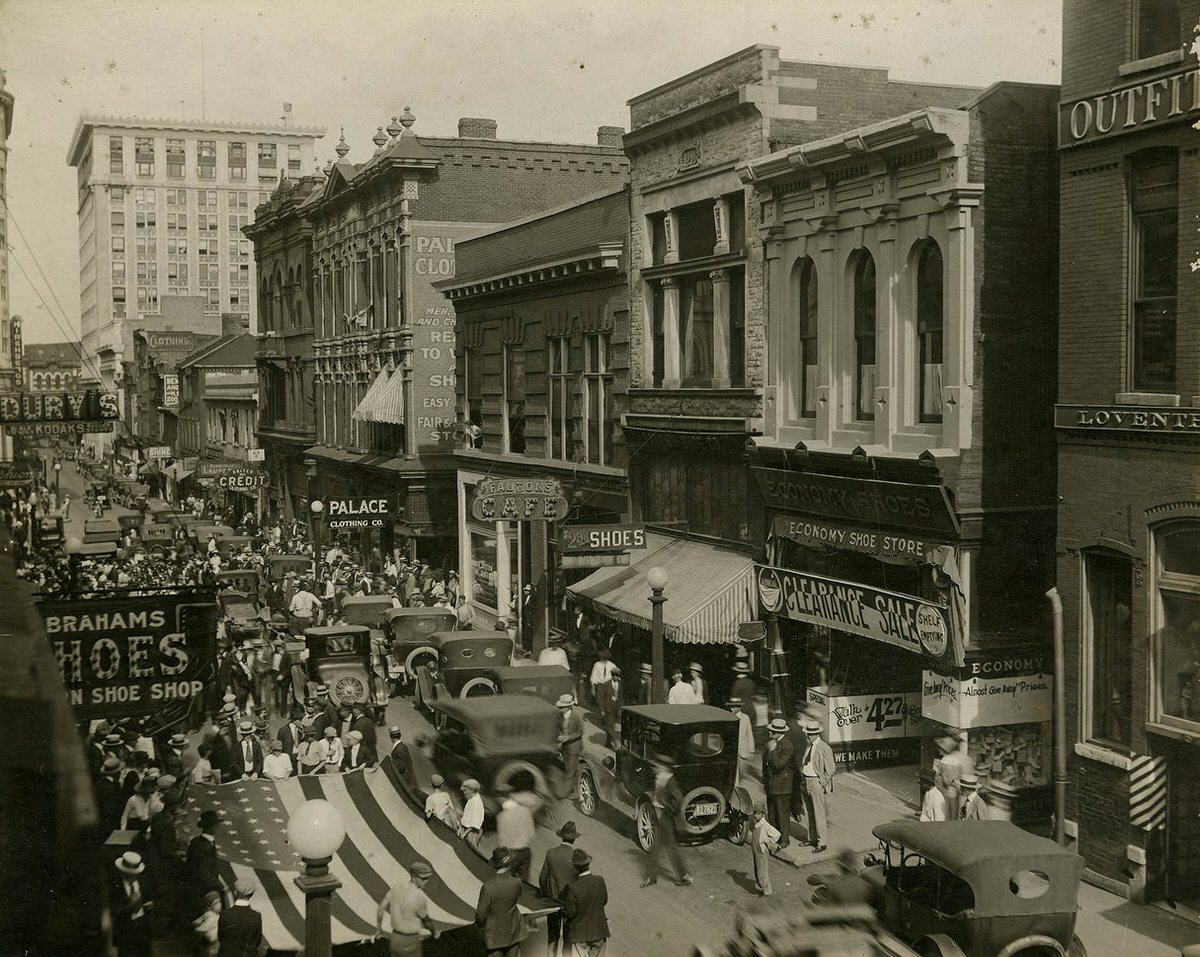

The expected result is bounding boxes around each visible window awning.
[165,462,194,481]
[566,532,757,644]
[371,369,406,426]
[351,368,391,422]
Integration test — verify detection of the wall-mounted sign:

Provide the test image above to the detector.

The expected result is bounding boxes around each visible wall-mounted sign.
[756,563,962,667]
[196,461,254,479]
[6,421,114,437]
[0,390,119,423]
[1060,65,1200,148]
[560,553,631,569]
[1055,404,1200,434]
[146,332,195,351]
[769,514,940,562]
[0,463,39,484]
[147,446,172,460]
[752,467,959,537]
[246,448,266,463]
[39,591,219,720]
[807,687,922,744]
[323,497,394,530]
[922,668,1052,730]
[196,461,265,490]
[217,472,265,491]
[162,375,180,408]
[561,523,646,554]
[470,476,569,522]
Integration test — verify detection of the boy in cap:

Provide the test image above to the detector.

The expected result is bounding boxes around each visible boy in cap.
[749,804,781,896]
[458,779,485,849]
[424,773,459,829]
[262,739,293,780]
[319,726,344,773]
[375,859,435,956]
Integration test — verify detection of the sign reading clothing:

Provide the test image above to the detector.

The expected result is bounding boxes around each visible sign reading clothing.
[41,592,218,719]
[324,497,393,529]
[756,564,962,667]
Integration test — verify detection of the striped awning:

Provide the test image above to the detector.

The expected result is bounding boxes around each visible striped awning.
[351,368,391,422]
[371,369,406,425]
[566,532,756,644]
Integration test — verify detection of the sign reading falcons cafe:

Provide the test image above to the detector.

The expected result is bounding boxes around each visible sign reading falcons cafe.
[470,477,569,522]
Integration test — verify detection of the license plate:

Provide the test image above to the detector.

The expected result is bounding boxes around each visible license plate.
[691,802,719,816]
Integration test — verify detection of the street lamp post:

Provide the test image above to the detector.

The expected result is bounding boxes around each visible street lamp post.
[53,461,61,495]
[647,566,669,705]
[287,798,346,957]
[310,499,325,553]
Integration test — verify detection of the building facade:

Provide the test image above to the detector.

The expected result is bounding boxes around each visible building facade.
[66,115,323,448]
[741,83,1061,806]
[1055,0,1200,907]
[23,342,83,392]
[440,187,630,650]
[131,328,217,450]
[289,112,626,564]
[0,70,15,461]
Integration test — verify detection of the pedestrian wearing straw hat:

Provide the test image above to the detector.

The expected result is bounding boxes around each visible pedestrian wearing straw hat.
[111,851,155,956]
[217,881,264,957]
[800,717,836,852]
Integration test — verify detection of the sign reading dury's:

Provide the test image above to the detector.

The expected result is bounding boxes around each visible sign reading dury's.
[0,390,119,423]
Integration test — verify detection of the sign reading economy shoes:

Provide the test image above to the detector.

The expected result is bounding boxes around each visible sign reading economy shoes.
[756,563,963,668]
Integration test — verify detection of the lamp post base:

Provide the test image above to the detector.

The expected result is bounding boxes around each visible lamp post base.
[295,858,341,957]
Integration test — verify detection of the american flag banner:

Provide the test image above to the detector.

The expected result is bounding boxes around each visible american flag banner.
[179,760,553,951]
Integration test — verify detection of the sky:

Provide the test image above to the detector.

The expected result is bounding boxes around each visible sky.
[0,0,1062,345]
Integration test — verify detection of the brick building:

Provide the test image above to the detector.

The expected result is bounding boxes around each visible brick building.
[1055,0,1200,907]
[23,341,83,392]
[281,111,625,563]
[740,82,1061,809]
[131,328,218,450]
[439,188,630,650]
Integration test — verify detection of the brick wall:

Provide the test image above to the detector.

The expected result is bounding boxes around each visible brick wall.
[631,443,751,543]
[628,45,771,130]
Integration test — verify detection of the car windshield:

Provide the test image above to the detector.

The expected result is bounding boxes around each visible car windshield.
[886,846,976,917]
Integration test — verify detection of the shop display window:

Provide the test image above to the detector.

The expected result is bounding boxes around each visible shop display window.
[1155,523,1200,727]
[1084,550,1133,746]
[964,722,1049,790]
[469,528,499,612]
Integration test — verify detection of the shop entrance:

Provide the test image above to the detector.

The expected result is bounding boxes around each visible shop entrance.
[1167,749,1200,909]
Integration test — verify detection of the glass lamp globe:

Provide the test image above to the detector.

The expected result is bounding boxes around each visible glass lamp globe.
[646,566,669,591]
[310,500,325,514]
[286,798,345,860]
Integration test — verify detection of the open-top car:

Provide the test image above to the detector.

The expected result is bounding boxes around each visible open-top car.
[385,606,457,692]
[872,821,1085,957]
[218,590,266,649]
[426,695,569,814]
[577,703,752,852]
[304,625,389,724]
[412,630,513,716]
[268,554,313,582]
[83,518,122,544]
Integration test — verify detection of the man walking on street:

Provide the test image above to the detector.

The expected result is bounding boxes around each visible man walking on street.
[563,848,609,957]
[589,648,618,749]
[641,754,692,887]
[762,718,794,850]
[800,717,835,852]
[459,779,485,849]
[475,848,525,957]
[557,694,584,796]
[539,821,579,957]
[727,697,756,787]
[667,669,697,704]
[375,860,435,957]
[497,789,535,882]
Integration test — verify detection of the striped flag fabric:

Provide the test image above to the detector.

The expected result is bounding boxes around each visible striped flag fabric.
[180,761,553,951]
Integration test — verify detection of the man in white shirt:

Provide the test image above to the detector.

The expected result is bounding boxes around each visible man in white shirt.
[497,792,535,881]
[728,697,756,786]
[920,763,950,822]
[458,778,485,848]
[319,727,344,773]
[538,634,570,669]
[688,662,708,704]
[667,669,698,705]
[590,648,618,749]
[262,740,293,780]
[289,582,323,633]
[424,773,459,828]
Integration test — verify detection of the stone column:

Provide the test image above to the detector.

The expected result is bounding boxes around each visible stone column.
[660,277,681,390]
[874,218,899,445]
[710,268,731,389]
[713,198,731,255]
[663,209,680,265]
[943,204,974,449]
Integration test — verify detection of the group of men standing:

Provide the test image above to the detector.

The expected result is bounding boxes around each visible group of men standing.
[761,714,836,854]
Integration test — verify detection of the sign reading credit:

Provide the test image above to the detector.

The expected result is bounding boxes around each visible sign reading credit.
[470,477,569,522]
[40,592,219,719]
[756,563,962,667]
[324,497,393,529]
[0,390,119,423]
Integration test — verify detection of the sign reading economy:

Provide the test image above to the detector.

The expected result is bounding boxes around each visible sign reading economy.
[40,591,219,719]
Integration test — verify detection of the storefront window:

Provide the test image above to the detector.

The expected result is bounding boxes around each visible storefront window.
[469,528,499,612]
[796,257,818,419]
[1086,551,1133,747]
[1156,524,1200,726]
[853,251,877,421]
[680,275,714,387]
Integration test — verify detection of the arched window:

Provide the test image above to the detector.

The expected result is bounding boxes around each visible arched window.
[853,251,876,422]
[796,258,818,419]
[917,242,944,423]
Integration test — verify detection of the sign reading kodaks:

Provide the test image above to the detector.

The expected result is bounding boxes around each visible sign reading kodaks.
[40,592,219,719]
[756,563,962,667]
[324,497,394,529]
[470,477,569,522]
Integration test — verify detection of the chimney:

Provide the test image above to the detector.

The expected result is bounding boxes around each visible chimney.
[458,117,498,139]
[597,126,624,148]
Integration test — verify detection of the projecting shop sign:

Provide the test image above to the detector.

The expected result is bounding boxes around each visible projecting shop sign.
[323,497,394,529]
[0,390,119,422]
[561,524,646,554]
[40,592,219,719]
[470,477,569,522]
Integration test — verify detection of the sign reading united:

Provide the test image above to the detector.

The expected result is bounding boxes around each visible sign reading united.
[0,390,120,423]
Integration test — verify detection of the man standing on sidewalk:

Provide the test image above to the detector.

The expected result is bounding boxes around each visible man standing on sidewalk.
[728,697,756,787]
[589,648,618,749]
[800,718,835,853]
[762,719,794,850]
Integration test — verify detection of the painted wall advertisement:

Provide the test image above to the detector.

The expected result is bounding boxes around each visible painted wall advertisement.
[921,650,1052,729]
[40,592,219,719]
[807,687,922,744]
[410,221,490,453]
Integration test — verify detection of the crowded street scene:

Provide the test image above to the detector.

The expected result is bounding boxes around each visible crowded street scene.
[1,1,1200,956]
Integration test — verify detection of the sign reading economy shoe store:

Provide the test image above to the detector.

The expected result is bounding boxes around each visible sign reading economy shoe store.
[756,563,963,668]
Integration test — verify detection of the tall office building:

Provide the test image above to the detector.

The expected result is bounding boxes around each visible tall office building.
[0,70,16,461]
[66,115,324,430]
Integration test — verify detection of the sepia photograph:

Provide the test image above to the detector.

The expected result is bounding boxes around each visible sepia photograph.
[0,1,1197,955]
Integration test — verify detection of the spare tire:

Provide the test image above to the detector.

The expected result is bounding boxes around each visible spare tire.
[494,759,548,798]
[678,785,726,837]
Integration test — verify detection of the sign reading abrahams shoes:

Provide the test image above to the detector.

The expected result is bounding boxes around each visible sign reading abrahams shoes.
[39,590,219,719]
[756,564,963,668]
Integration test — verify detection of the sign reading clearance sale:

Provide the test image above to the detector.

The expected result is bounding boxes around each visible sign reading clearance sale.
[757,564,962,668]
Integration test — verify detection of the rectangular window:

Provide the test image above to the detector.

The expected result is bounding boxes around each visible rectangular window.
[1130,151,1178,393]
[1136,0,1179,59]
[135,136,154,177]
[258,142,277,168]
[109,136,124,174]
[166,138,185,178]
[1155,525,1200,728]
[796,258,818,418]
[584,333,613,465]
[110,186,124,202]
[112,286,126,317]
[111,235,125,254]
[917,243,945,423]
[728,265,745,387]
[854,254,877,421]
[680,274,714,387]
[502,345,526,454]
[111,262,125,281]
[197,140,217,180]
[651,282,665,388]
[111,209,125,230]
[228,141,247,181]
[287,144,302,172]
[547,337,574,460]
[676,200,718,260]
[465,347,484,446]
[168,262,188,283]
[1087,552,1133,747]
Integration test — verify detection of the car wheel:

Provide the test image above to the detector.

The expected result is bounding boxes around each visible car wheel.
[635,799,656,852]
[459,677,498,698]
[1067,935,1086,957]
[726,809,750,846]
[578,769,599,817]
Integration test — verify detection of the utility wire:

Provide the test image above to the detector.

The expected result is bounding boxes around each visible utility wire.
[5,244,101,381]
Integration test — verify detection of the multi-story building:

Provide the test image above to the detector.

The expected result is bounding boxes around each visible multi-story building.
[440,187,630,651]
[131,325,218,449]
[0,69,16,461]
[1055,0,1200,908]
[271,111,626,564]
[23,341,83,391]
[66,115,323,449]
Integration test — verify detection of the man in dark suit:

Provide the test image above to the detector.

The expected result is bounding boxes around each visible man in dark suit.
[217,881,263,957]
[95,755,127,834]
[234,720,264,780]
[539,820,579,957]
[277,706,305,774]
[762,718,795,850]
[186,810,224,919]
[563,848,609,957]
[350,704,377,752]
[341,730,377,770]
[110,851,154,956]
[475,848,525,957]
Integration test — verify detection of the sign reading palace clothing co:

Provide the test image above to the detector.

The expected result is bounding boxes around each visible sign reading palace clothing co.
[323,497,394,529]
[40,592,219,720]
[757,563,963,667]
[752,467,958,537]
[470,476,569,522]
[0,390,119,423]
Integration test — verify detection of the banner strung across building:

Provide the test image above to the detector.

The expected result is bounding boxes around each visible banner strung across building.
[39,590,218,720]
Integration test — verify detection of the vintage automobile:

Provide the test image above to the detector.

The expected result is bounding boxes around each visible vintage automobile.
[214,534,253,558]
[872,821,1085,957]
[191,523,236,544]
[576,704,752,851]
[218,590,266,649]
[268,554,314,582]
[696,905,920,957]
[150,506,186,524]
[385,606,457,692]
[83,518,122,545]
[38,515,64,549]
[487,664,575,707]
[426,695,569,814]
[139,522,178,557]
[303,625,389,724]
[412,630,514,717]
[117,513,144,534]
[215,568,261,596]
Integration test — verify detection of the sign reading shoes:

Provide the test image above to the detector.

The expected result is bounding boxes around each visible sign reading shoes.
[561,524,646,554]
[324,497,393,529]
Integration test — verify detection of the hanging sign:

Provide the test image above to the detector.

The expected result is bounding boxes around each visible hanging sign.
[147,446,172,460]
[6,421,114,436]
[322,497,394,529]
[470,476,569,522]
[0,390,119,423]
[561,524,646,554]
